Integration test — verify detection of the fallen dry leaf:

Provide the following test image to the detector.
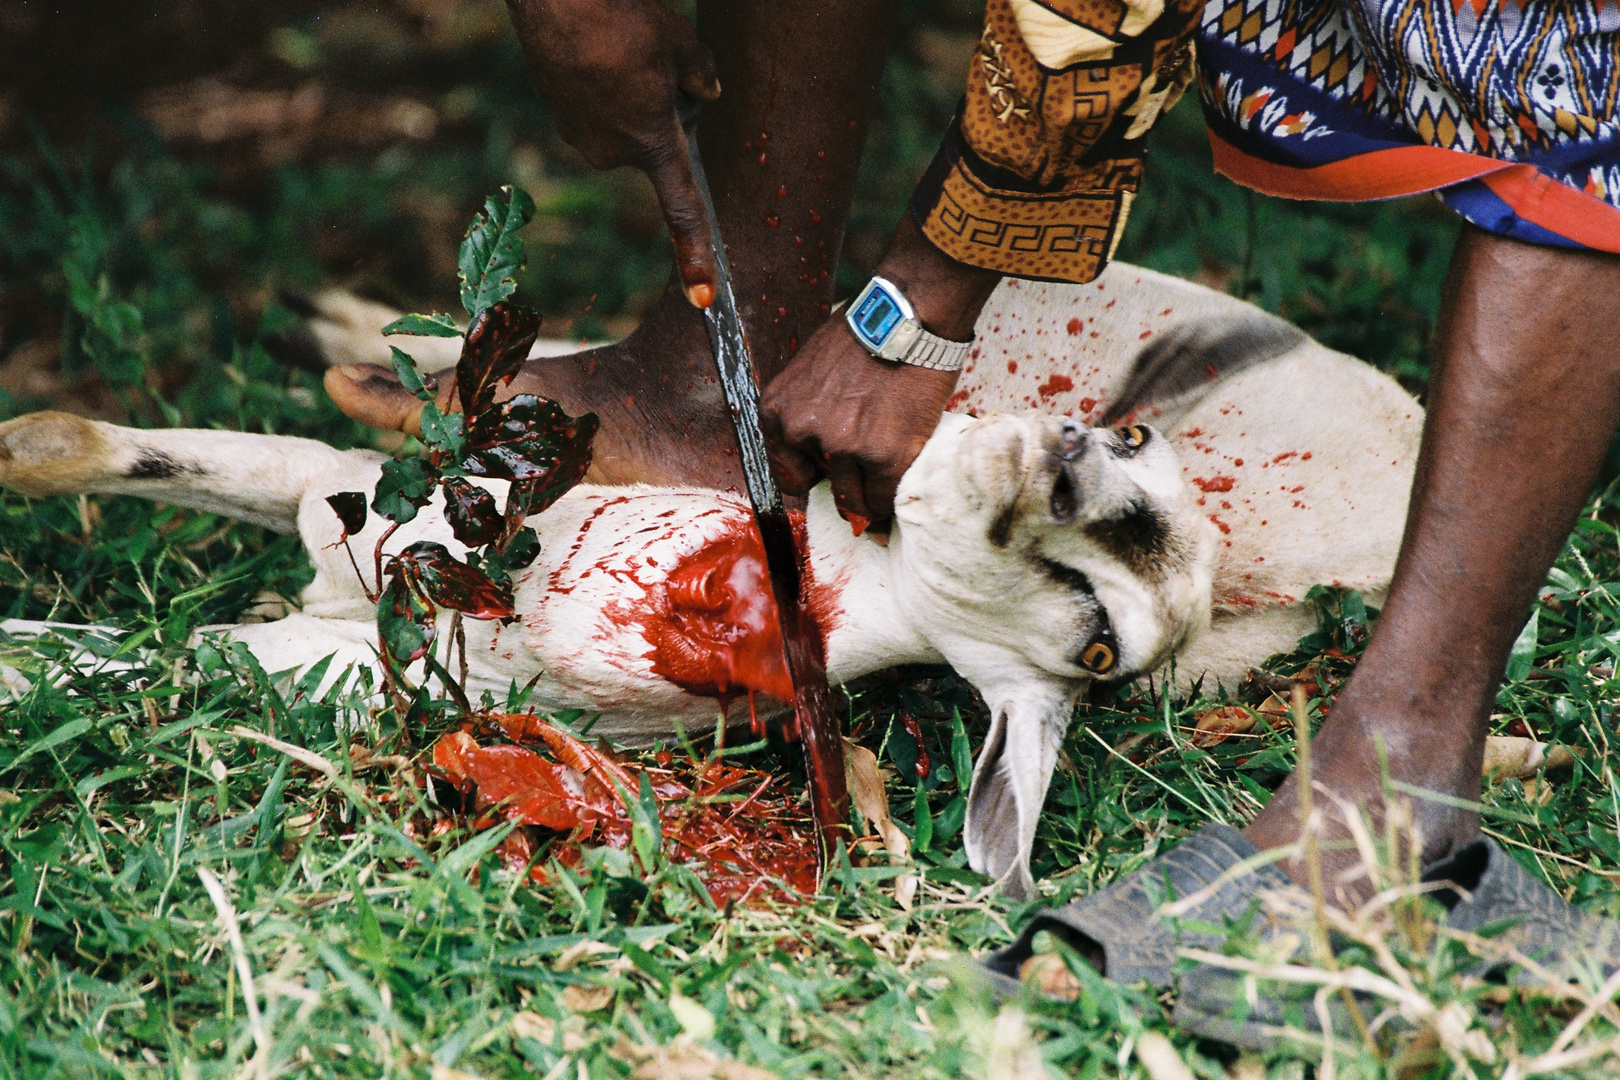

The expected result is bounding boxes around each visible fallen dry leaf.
[1190,705,1255,748]
[562,983,615,1013]
[1018,953,1081,1001]
[628,1042,778,1080]
[429,1066,484,1080]
[553,939,618,972]
[1255,693,1293,730]
[843,738,915,908]
[1483,736,1578,781]
[510,1011,588,1052]
[1135,1031,1196,1080]
[984,1007,1046,1080]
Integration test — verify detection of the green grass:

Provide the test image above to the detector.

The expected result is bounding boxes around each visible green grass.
[6,4,1620,1076]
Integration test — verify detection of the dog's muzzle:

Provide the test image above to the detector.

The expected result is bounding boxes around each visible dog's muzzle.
[1049,420,1091,524]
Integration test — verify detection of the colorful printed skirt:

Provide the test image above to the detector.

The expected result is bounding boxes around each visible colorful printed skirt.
[1195,0,1620,251]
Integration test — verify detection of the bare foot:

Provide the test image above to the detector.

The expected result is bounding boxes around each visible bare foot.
[324,289,744,490]
[1242,686,1485,906]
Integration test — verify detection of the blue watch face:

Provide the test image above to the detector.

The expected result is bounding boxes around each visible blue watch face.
[851,288,902,349]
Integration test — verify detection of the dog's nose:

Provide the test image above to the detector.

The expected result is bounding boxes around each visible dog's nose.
[1059,420,1089,461]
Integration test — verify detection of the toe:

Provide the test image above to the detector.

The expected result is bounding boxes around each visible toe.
[324,365,430,437]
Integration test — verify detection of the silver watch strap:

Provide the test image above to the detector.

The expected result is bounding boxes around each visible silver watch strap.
[896,331,972,371]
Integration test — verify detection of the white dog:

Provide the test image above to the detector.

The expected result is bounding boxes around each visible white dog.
[0,263,1421,896]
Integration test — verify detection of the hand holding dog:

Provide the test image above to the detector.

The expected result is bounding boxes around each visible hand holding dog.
[761,216,1001,530]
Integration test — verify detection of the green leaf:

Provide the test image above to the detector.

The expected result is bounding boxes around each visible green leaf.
[3,719,93,775]
[389,346,434,401]
[950,707,972,791]
[912,784,933,854]
[377,573,435,664]
[1506,608,1539,682]
[458,186,535,320]
[382,312,462,338]
[371,457,435,524]
[418,405,466,462]
[934,795,967,844]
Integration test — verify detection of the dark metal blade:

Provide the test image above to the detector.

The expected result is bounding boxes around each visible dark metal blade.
[680,115,850,868]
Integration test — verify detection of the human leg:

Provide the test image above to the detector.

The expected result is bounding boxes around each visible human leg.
[328,0,900,488]
[1243,225,1620,888]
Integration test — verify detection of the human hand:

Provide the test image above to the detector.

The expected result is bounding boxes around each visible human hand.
[504,0,721,306]
[761,217,1001,532]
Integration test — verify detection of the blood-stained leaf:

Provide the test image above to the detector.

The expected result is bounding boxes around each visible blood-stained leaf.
[455,302,543,418]
[399,541,513,620]
[442,478,504,547]
[459,185,536,319]
[1191,704,1256,748]
[382,312,462,338]
[433,731,605,831]
[371,457,435,524]
[462,394,599,515]
[377,572,435,663]
[325,492,367,537]
[507,412,598,518]
[444,715,821,905]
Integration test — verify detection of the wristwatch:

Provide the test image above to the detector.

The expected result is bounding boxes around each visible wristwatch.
[845,276,972,372]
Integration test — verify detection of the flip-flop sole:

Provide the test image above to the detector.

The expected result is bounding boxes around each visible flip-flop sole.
[980,823,1294,995]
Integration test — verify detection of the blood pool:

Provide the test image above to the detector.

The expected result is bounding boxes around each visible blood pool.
[641,521,795,725]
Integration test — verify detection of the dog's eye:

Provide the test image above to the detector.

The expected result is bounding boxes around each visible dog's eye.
[1079,639,1116,675]
[1113,425,1148,451]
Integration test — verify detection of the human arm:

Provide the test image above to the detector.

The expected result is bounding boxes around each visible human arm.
[504,0,722,306]
[762,0,1200,528]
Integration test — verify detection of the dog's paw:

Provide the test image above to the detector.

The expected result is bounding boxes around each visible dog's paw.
[0,411,112,497]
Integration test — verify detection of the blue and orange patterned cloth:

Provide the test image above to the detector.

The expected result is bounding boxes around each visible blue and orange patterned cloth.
[1197,0,1620,251]
[910,0,1620,285]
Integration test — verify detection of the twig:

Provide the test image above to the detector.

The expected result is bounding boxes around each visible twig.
[197,867,270,1077]
[225,727,339,778]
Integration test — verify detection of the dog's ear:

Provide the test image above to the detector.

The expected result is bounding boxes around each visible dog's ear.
[956,658,1081,900]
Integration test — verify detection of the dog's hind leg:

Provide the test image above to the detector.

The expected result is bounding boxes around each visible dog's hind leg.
[0,411,385,533]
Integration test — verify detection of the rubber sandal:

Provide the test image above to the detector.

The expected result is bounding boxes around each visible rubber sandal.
[1172,838,1620,1054]
[1426,838,1620,983]
[1172,945,1379,1057]
[980,823,1294,995]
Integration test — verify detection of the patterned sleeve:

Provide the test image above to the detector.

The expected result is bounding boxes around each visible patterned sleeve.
[910,0,1200,284]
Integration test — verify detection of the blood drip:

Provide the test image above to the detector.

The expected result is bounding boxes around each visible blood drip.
[641,521,796,732]
[900,711,931,779]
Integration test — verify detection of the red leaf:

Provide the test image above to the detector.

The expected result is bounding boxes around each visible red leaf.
[456,302,542,419]
[442,478,504,547]
[325,491,368,537]
[439,718,822,905]
[432,732,612,831]
[461,395,599,498]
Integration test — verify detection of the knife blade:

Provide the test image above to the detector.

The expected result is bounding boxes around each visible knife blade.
[678,104,850,868]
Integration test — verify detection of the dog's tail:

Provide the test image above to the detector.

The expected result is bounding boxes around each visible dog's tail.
[0,411,383,534]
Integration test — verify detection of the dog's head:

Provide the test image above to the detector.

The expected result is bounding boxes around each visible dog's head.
[892,413,1213,897]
